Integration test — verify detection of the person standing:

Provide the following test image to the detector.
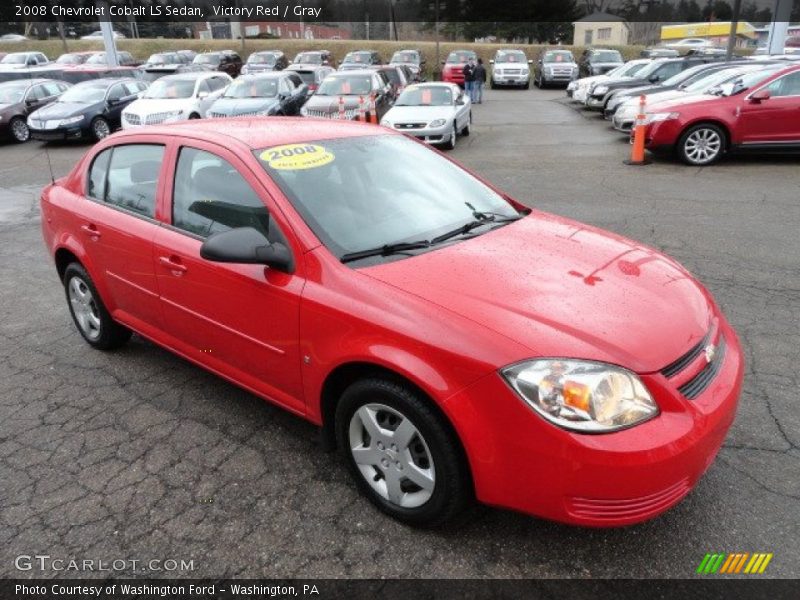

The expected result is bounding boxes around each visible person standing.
[473,58,486,104]
[463,59,475,101]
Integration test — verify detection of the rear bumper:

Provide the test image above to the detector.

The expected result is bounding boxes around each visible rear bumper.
[442,317,744,526]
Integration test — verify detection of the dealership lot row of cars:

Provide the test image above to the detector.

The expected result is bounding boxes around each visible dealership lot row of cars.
[563,49,800,165]
[0,47,485,149]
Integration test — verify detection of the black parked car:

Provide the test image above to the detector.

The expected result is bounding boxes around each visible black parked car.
[193,51,243,78]
[585,56,716,110]
[241,51,289,75]
[0,78,70,142]
[28,78,147,142]
[300,69,393,120]
[339,51,383,71]
[578,48,625,78]
[207,72,309,118]
[389,49,425,81]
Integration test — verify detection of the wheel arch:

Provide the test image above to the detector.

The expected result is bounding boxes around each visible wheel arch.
[318,360,473,492]
[681,118,733,150]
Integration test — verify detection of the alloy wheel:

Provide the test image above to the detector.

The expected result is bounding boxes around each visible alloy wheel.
[683,128,722,165]
[11,118,29,142]
[68,276,102,341]
[348,403,436,509]
[93,118,110,140]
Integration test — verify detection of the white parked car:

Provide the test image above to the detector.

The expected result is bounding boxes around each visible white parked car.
[568,59,651,103]
[490,49,531,89]
[81,30,126,40]
[665,38,715,51]
[0,52,50,70]
[381,82,471,150]
[122,72,231,129]
[0,34,28,43]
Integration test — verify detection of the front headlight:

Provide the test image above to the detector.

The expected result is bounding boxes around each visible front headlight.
[380,119,392,127]
[300,106,309,116]
[501,359,658,433]
[59,115,84,126]
[163,110,185,121]
[428,118,446,128]
[521,68,529,75]
[594,85,609,95]
[645,111,680,124]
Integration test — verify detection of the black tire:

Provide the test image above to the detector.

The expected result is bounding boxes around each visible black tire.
[443,124,457,150]
[461,112,471,136]
[91,117,111,141]
[523,81,530,90]
[188,113,201,120]
[490,80,496,90]
[9,116,30,143]
[335,377,472,527]
[677,123,727,166]
[63,263,131,350]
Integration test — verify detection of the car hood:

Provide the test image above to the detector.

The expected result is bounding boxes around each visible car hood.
[209,97,279,114]
[648,92,726,112]
[361,214,713,373]
[124,98,194,114]
[385,105,455,122]
[617,84,667,97]
[305,95,366,112]
[30,101,94,119]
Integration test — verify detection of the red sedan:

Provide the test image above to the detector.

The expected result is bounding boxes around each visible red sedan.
[41,118,743,527]
[643,64,800,165]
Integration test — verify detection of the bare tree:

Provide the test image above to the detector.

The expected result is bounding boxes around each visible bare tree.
[583,0,617,13]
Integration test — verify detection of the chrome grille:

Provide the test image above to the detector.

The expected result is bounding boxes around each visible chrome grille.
[208,111,262,119]
[145,112,174,126]
[305,108,359,120]
[661,331,712,378]
[395,123,426,130]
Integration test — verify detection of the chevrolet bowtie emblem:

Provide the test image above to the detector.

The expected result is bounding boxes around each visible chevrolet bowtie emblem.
[704,344,717,364]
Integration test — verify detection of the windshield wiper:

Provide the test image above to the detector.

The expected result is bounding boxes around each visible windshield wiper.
[340,240,431,264]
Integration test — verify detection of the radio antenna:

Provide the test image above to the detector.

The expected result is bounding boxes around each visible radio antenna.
[44,145,55,185]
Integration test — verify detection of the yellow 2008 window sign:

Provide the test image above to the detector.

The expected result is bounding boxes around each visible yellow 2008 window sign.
[261,144,335,170]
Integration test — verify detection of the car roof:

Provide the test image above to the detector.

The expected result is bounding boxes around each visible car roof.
[329,69,374,76]
[238,72,287,80]
[111,117,394,149]
[73,77,134,87]
[0,77,51,87]
[158,72,214,82]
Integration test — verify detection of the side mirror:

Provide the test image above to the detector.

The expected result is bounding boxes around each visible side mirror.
[200,227,293,272]
[456,97,465,105]
[649,74,660,83]
[749,88,771,103]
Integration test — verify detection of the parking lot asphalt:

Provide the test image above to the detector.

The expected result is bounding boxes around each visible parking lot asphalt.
[1,87,798,579]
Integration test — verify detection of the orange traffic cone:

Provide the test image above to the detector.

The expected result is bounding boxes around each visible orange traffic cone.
[357,96,366,122]
[625,95,651,166]
[338,95,345,120]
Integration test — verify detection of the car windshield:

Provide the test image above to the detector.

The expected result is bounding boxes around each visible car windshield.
[194,54,220,65]
[543,51,574,63]
[616,62,648,77]
[85,53,109,65]
[248,53,278,65]
[591,51,623,63]
[58,83,107,103]
[147,54,174,64]
[1,54,27,65]
[396,86,452,106]
[143,79,196,99]
[713,68,784,96]
[496,51,526,63]
[343,52,371,64]
[291,70,317,85]
[258,135,519,261]
[0,83,26,104]
[391,51,419,64]
[56,54,83,64]
[635,61,669,78]
[681,68,754,92]
[294,53,322,64]
[316,75,372,96]
[446,51,476,64]
[662,64,713,86]
[224,78,278,98]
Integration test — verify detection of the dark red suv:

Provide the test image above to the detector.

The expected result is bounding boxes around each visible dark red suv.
[643,64,800,165]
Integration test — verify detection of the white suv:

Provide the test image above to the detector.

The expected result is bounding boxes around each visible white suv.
[490,49,531,89]
[122,72,231,129]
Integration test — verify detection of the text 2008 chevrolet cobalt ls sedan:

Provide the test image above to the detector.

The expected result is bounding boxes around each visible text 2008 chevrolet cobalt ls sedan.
[40,119,743,527]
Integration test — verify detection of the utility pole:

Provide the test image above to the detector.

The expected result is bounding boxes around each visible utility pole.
[435,0,440,81]
[725,0,742,60]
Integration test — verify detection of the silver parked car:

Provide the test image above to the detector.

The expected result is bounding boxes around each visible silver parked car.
[381,82,471,150]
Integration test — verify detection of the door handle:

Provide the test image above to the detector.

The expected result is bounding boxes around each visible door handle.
[159,256,188,275]
[80,224,101,239]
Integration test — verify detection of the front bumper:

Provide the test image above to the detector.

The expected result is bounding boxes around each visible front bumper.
[493,73,529,86]
[442,317,743,526]
[389,123,451,144]
[613,112,636,133]
[585,94,606,109]
[30,124,87,141]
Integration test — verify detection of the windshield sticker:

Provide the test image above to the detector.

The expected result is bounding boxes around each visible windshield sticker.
[260,144,335,170]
